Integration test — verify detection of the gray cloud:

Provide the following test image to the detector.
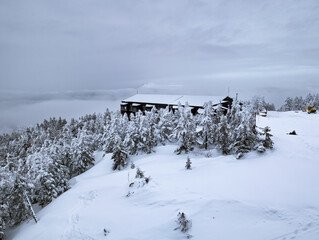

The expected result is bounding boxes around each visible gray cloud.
[0,0,319,124]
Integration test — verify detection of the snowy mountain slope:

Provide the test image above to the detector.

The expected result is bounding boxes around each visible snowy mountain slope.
[7,111,319,240]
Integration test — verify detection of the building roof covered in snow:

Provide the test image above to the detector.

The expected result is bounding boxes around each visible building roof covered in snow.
[122,94,227,107]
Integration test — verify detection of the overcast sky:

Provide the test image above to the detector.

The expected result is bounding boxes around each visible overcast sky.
[1,0,319,122]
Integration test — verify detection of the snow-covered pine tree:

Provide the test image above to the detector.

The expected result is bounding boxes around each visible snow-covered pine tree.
[227,101,248,154]
[304,93,314,107]
[313,94,319,108]
[257,126,274,151]
[130,162,135,169]
[135,168,145,178]
[49,156,70,197]
[174,212,192,238]
[55,135,72,176]
[124,112,143,155]
[293,96,304,111]
[147,107,160,148]
[264,126,273,149]
[251,96,266,114]
[157,107,174,144]
[26,145,70,206]
[135,107,159,154]
[6,174,32,226]
[0,166,11,239]
[229,102,260,157]
[25,151,53,205]
[0,215,5,240]
[67,118,80,138]
[215,106,230,154]
[103,111,125,153]
[124,119,137,155]
[111,135,129,171]
[185,156,192,170]
[281,97,294,111]
[81,113,105,151]
[103,108,112,125]
[173,103,196,154]
[198,101,214,149]
[70,130,95,176]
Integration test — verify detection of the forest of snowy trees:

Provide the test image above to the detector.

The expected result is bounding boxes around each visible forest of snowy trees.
[249,96,276,112]
[280,93,319,111]
[0,100,273,239]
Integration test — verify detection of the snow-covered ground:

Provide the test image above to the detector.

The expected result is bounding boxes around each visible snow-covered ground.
[7,111,319,240]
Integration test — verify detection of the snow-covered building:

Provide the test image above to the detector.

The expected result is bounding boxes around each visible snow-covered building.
[120,94,233,115]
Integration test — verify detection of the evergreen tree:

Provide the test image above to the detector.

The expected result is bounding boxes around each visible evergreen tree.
[198,101,214,149]
[70,130,95,176]
[157,107,174,144]
[55,135,72,174]
[135,168,145,178]
[93,113,107,150]
[0,167,11,239]
[26,151,58,206]
[139,108,158,154]
[264,102,276,111]
[173,103,196,154]
[313,94,319,108]
[227,102,259,155]
[185,156,192,170]
[251,96,266,114]
[111,135,129,171]
[124,113,141,155]
[103,112,123,153]
[130,162,135,169]
[174,212,192,238]
[293,96,303,110]
[0,215,5,240]
[26,147,69,206]
[259,126,274,150]
[304,93,314,106]
[6,174,32,226]
[282,97,294,111]
[215,107,230,154]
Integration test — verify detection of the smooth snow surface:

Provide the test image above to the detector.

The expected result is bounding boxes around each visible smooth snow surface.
[8,111,319,240]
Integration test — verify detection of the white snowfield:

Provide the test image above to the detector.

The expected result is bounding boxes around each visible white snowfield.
[8,111,319,240]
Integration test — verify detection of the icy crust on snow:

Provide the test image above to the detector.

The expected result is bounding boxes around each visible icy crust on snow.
[122,94,226,107]
[8,111,319,240]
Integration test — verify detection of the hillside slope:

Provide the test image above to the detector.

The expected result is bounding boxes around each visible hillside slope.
[7,111,319,240]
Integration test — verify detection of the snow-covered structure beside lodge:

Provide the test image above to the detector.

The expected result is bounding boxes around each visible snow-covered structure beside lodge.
[120,94,233,115]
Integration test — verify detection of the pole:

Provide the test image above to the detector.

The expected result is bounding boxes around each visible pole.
[24,191,38,223]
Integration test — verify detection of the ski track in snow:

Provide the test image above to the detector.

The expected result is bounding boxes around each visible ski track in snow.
[62,191,97,240]
[267,208,319,240]
[271,222,319,240]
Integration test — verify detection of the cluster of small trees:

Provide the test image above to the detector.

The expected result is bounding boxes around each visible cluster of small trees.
[0,101,272,238]
[280,93,319,111]
[249,96,276,113]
